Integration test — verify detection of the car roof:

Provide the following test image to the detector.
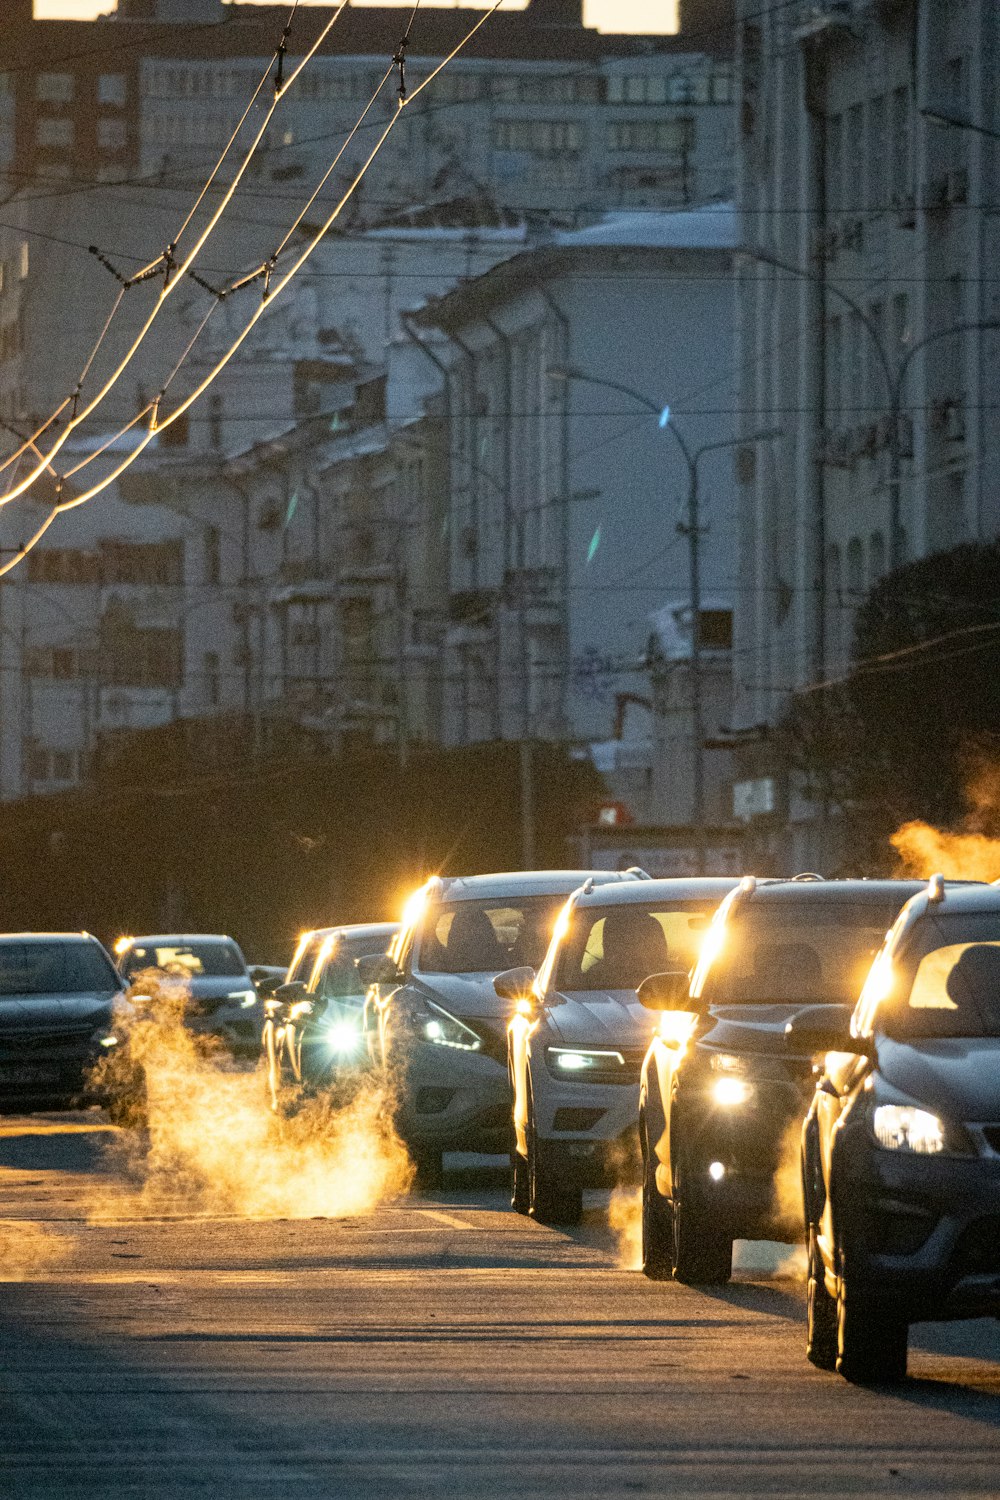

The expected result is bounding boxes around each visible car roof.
[735,879,929,907]
[574,877,741,908]
[299,922,399,944]
[125,934,241,946]
[0,932,103,944]
[439,871,634,900]
[907,882,1000,917]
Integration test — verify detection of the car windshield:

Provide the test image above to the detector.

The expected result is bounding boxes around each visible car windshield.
[418,897,566,976]
[0,941,119,997]
[882,912,1000,1039]
[312,942,371,1000]
[556,903,712,993]
[700,902,901,1006]
[122,941,244,979]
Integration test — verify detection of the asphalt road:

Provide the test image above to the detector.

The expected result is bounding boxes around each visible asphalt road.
[1,1112,999,1498]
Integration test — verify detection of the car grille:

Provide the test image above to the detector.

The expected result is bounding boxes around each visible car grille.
[0,1026,94,1058]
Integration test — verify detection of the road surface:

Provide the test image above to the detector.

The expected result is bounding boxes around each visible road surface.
[1,1111,998,1498]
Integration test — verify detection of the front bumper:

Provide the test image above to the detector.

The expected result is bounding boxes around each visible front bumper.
[184,1005,263,1058]
[0,1048,110,1111]
[393,1041,511,1154]
[834,1130,1000,1321]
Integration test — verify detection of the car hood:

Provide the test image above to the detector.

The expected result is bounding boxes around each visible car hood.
[700,1003,820,1058]
[410,971,507,1020]
[184,975,255,1001]
[545,990,654,1048]
[877,1035,1000,1122]
[0,993,116,1032]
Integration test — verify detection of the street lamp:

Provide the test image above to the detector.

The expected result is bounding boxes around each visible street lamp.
[740,244,1000,571]
[549,364,779,873]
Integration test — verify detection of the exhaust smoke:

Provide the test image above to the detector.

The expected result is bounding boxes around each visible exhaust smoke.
[891,760,1000,882]
[608,1184,642,1270]
[92,974,413,1221]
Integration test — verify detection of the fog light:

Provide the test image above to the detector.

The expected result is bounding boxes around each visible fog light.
[713,1077,751,1108]
[326,1020,362,1055]
[708,1161,726,1182]
[98,1035,119,1049]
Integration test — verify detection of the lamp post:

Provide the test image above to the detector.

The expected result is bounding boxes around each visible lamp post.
[741,244,1000,572]
[549,364,779,873]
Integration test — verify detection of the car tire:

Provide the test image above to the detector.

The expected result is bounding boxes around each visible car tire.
[527,1094,582,1226]
[412,1146,444,1193]
[641,1145,673,1281]
[671,1158,732,1286]
[511,1147,531,1214]
[805,1225,838,1371]
[836,1275,908,1385]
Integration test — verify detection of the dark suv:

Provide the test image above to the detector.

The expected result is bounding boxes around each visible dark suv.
[639,877,923,1285]
[800,877,1000,1384]
[0,933,123,1111]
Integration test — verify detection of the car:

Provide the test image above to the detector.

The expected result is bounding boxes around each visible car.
[0,932,125,1112]
[800,875,1000,1384]
[360,870,643,1188]
[501,876,740,1225]
[639,876,926,1286]
[115,933,260,1058]
[262,922,398,1111]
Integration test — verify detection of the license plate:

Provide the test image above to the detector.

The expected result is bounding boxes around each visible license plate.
[0,1063,62,1086]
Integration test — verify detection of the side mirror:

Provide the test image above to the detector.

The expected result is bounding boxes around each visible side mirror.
[275,980,308,1003]
[255,974,283,998]
[493,966,537,1003]
[784,1005,872,1057]
[637,970,694,1012]
[356,953,403,988]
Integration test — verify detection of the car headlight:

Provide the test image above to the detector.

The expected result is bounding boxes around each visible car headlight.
[96,1033,119,1049]
[414,1000,481,1052]
[325,1017,364,1056]
[545,1046,626,1073]
[228,989,258,1008]
[872,1104,970,1155]
[712,1076,752,1107]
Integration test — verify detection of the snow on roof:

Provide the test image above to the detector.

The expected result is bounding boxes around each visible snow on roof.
[555,205,737,253]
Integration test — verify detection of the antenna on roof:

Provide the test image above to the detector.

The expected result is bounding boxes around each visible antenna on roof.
[927,873,946,904]
[624,866,652,880]
[792,872,825,882]
[582,877,595,895]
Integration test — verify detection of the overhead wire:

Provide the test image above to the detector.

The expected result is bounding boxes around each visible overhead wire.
[0,0,352,503]
[0,0,512,579]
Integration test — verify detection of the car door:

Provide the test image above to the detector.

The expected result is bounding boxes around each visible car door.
[642,1025,689,1199]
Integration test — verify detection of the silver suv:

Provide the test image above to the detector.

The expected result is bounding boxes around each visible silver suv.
[500,877,739,1224]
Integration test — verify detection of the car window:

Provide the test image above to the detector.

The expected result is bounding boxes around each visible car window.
[312,947,365,1001]
[556,904,712,993]
[288,936,324,984]
[881,914,1000,1038]
[417,898,566,976]
[122,941,244,979]
[698,903,900,1007]
[0,941,119,997]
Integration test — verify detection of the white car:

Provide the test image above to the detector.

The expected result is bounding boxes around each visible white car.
[501,877,739,1224]
[359,870,643,1189]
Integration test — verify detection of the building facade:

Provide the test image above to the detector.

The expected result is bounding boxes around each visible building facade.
[733,0,1000,867]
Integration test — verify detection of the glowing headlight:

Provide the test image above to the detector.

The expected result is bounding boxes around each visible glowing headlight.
[97,1034,119,1049]
[228,989,258,1008]
[712,1077,751,1107]
[546,1047,626,1072]
[416,1002,481,1052]
[873,1105,948,1155]
[325,1019,363,1055]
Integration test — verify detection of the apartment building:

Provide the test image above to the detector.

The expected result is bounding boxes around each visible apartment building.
[733,0,1000,867]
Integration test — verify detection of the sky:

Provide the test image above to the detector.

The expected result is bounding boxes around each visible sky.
[34,2,679,35]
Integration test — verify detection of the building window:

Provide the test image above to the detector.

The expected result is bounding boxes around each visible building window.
[869,531,885,587]
[158,411,189,447]
[607,119,693,154]
[891,291,909,350]
[209,393,223,449]
[99,539,183,586]
[846,102,864,213]
[890,85,910,203]
[36,117,73,149]
[203,651,220,707]
[97,73,127,106]
[827,314,842,421]
[36,73,74,104]
[868,95,886,213]
[846,538,864,605]
[826,113,842,215]
[97,117,128,151]
[19,242,28,280]
[204,525,221,586]
[493,119,583,156]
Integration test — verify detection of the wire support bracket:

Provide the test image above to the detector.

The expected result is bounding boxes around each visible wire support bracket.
[394,30,411,105]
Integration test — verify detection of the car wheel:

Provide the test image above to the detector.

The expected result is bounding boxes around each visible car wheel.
[511,1146,530,1214]
[641,1141,673,1281]
[527,1093,582,1226]
[671,1158,732,1286]
[412,1146,444,1193]
[805,1225,838,1370]
[836,1273,908,1384]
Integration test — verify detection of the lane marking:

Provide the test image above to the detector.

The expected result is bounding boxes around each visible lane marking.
[418,1210,474,1230]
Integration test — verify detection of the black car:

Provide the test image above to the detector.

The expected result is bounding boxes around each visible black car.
[116,933,260,1058]
[639,877,923,1285]
[0,933,124,1112]
[800,877,1000,1384]
[263,921,398,1111]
